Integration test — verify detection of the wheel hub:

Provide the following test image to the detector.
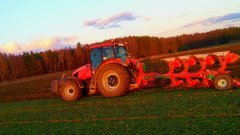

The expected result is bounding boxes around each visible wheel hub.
[217,78,228,88]
[69,89,74,93]
[102,70,121,92]
[65,85,75,97]
[107,75,119,87]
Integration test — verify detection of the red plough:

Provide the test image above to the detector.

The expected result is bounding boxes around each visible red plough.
[142,51,240,90]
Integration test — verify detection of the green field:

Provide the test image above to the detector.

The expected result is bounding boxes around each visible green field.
[1,86,240,134]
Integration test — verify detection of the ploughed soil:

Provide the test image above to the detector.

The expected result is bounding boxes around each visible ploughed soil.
[0,71,72,103]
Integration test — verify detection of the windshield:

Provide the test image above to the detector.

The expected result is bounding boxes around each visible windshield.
[115,46,127,58]
[90,45,127,70]
[114,46,127,62]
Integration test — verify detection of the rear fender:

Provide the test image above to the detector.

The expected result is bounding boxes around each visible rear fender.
[72,64,92,80]
[64,77,85,89]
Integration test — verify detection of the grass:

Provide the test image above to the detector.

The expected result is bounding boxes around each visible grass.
[0,88,240,134]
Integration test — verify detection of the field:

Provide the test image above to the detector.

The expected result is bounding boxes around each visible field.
[0,72,240,134]
[1,44,240,134]
[0,71,73,103]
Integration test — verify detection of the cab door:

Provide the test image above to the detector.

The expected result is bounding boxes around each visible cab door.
[91,48,103,70]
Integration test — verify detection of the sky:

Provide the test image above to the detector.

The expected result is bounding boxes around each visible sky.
[0,0,240,54]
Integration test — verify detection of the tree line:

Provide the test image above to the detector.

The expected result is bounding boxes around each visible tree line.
[1,27,240,82]
[114,27,240,58]
[0,43,90,82]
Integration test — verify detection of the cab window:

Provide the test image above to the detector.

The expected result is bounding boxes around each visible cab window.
[102,46,114,60]
[114,46,127,58]
[91,48,102,70]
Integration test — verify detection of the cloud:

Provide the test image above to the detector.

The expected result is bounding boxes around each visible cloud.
[0,36,79,54]
[84,12,139,29]
[26,37,78,52]
[209,13,240,23]
[160,12,240,37]
[167,13,190,19]
[0,42,22,54]
[183,13,240,28]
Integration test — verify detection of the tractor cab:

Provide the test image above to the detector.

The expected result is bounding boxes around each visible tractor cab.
[70,43,129,82]
[90,43,127,70]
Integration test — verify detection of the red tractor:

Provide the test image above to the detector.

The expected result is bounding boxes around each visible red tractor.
[51,43,143,101]
[51,42,240,101]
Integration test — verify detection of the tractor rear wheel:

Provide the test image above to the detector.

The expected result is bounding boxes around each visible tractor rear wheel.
[97,64,130,97]
[61,80,82,101]
[214,74,233,91]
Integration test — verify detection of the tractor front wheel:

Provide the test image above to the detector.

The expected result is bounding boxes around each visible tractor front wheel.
[97,64,130,97]
[61,80,82,101]
[214,74,233,91]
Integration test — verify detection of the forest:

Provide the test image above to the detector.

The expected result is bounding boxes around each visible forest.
[0,27,240,82]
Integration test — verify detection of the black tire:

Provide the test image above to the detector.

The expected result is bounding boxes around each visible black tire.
[214,74,233,91]
[97,64,130,97]
[61,80,82,101]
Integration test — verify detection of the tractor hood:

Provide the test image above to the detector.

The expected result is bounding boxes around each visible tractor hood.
[72,64,92,80]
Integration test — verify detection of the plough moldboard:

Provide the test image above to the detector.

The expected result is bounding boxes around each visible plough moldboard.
[141,51,240,90]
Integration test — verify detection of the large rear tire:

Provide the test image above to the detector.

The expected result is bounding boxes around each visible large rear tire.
[61,80,82,101]
[97,64,130,97]
[214,74,233,91]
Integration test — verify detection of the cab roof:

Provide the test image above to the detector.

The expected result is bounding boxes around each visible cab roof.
[90,42,124,49]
